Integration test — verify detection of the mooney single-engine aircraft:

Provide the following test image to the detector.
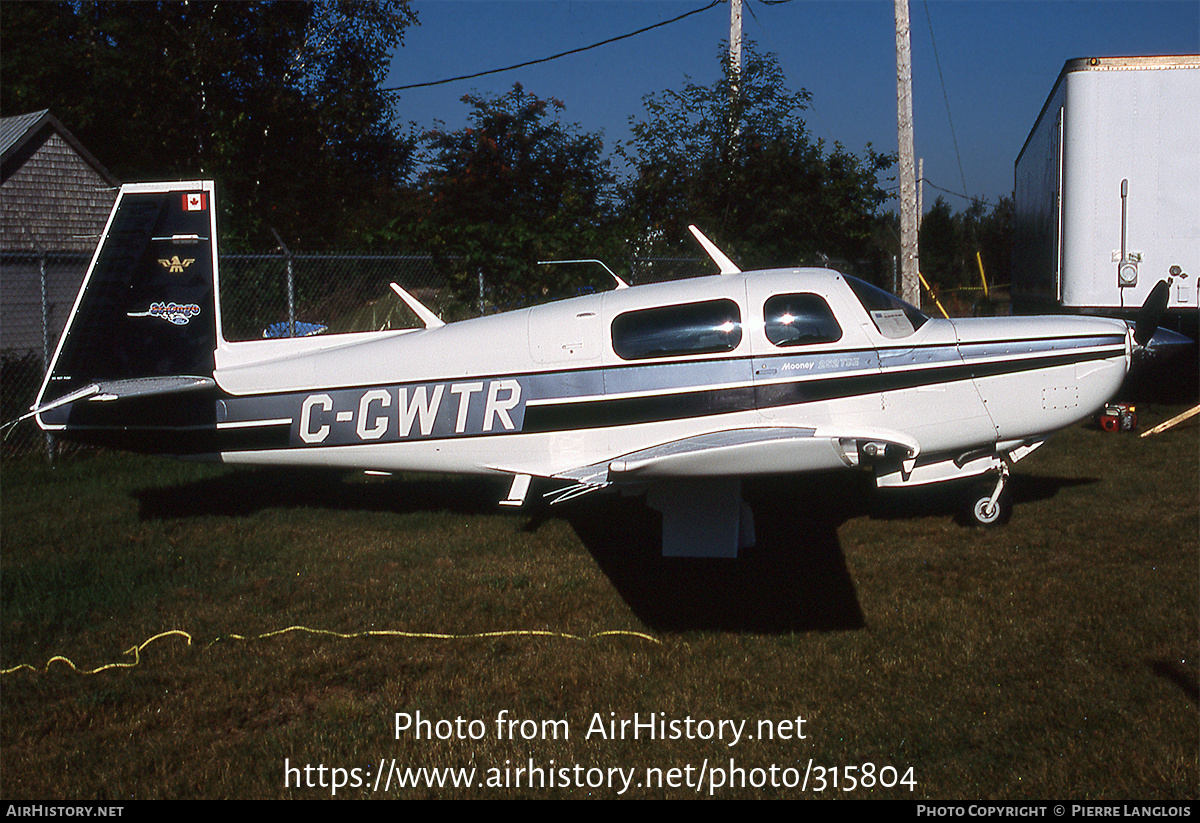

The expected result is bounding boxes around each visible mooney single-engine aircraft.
[25,181,1181,556]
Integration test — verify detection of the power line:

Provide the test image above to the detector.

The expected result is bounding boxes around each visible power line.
[922,0,969,201]
[883,177,1001,208]
[742,0,838,144]
[383,1,723,92]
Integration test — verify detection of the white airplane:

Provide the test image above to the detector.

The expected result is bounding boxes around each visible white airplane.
[26,181,1182,557]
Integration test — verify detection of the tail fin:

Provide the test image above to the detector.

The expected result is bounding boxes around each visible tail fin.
[33,181,219,441]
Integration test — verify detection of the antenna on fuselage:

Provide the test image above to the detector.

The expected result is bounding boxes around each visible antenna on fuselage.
[390,282,444,329]
[688,225,742,274]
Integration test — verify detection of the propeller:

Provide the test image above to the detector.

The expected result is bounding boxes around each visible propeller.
[1133,280,1170,347]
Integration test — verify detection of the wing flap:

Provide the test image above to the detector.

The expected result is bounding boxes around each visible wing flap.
[553,426,921,484]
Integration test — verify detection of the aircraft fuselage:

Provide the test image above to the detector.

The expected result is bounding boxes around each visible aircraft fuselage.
[33,181,1140,555]
[198,270,1130,484]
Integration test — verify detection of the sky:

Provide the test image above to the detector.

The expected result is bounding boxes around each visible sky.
[383,0,1199,211]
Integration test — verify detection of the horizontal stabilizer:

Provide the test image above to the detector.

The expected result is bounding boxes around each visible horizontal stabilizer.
[85,375,216,401]
[9,376,215,433]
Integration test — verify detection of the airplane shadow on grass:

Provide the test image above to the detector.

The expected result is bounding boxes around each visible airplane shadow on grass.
[562,472,872,634]
[557,470,1096,633]
[134,466,1096,634]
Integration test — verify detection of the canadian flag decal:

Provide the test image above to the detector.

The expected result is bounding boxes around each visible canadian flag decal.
[183,192,207,212]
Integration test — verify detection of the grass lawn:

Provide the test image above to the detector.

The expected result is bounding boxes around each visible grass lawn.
[2,405,1196,799]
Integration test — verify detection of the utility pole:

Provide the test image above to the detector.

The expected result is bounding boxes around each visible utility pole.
[894,0,920,305]
[917,158,924,230]
[730,0,742,77]
[730,0,743,149]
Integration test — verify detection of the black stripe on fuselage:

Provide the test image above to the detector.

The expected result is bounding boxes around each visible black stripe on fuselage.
[56,421,291,455]
[524,342,1123,434]
[43,387,289,454]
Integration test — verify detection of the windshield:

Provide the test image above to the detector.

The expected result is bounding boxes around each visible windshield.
[843,275,929,339]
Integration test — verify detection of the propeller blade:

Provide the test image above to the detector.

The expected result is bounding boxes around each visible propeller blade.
[1133,280,1170,347]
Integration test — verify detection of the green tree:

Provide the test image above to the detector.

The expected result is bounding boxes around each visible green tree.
[915,195,1013,314]
[1,1,418,248]
[962,195,1013,291]
[416,84,620,314]
[919,196,957,285]
[623,44,894,272]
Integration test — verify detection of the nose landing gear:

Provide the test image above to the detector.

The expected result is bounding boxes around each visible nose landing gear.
[964,467,1012,527]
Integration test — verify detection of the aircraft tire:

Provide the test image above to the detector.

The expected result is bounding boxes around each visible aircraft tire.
[965,482,1012,527]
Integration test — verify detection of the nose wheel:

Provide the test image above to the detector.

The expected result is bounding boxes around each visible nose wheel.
[965,469,1012,527]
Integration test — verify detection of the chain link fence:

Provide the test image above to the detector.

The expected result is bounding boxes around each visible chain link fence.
[629,256,712,285]
[2,248,708,458]
[219,253,447,341]
[2,251,93,460]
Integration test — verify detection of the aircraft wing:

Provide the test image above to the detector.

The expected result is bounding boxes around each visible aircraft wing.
[547,425,921,489]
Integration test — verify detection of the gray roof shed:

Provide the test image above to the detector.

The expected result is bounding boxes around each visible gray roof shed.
[1,109,120,253]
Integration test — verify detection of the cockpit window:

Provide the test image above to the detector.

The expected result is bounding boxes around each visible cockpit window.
[611,299,742,360]
[764,294,842,346]
[844,275,929,338]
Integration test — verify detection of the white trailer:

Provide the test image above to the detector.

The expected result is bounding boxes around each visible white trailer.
[1013,55,1199,338]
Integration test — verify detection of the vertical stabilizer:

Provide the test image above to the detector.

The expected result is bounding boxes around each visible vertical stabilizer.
[33,182,219,447]
[36,181,218,407]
